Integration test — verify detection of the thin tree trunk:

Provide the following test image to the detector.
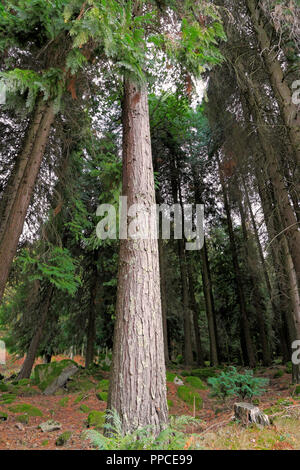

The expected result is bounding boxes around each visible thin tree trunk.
[200,239,219,366]
[187,262,205,367]
[85,266,98,369]
[236,185,271,365]
[158,238,170,365]
[218,157,256,367]
[18,285,53,379]
[107,79,168,436]
[0,101,54,303]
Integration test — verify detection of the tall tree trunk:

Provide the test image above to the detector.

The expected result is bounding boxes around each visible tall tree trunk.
[187,261,205,367]
[158,238,170,365]
[218,157,256,367]
[0,98,46,244]
[18,285,53,379]
[236,184,271,365]
[200,239,219,366]
[85,265,98,369]
[0,101,54,303]
[107,79,168,435]
[178,239,194,366]
[246,0,300,164]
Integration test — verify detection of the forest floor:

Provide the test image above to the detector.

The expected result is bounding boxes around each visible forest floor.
[0,355,300,450]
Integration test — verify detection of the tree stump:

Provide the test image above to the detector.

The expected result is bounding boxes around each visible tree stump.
[234,402,270,427]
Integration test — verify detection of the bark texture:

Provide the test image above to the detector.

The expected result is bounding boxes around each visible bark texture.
[107,79,168,435]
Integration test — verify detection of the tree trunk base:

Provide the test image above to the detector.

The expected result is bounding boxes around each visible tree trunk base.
[234,402,270,427]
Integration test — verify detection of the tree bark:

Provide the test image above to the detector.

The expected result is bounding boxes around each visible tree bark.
[0,101,54,303]
[18,285,54,379]
[187,261,205,367]
[107,79,168,436]
[158,238,170,365]
[200,239,219,366]
[246,0,300,164]
[218,157,256,367]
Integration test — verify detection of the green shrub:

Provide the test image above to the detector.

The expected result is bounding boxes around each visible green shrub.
[207,366,268,401]
[294,385,300,396]
[185,376,206,390]
[177,386,203,409]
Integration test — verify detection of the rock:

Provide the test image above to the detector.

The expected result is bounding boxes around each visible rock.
[55,431,72,447]
[34,360,78,395]
[15,423,24,431]
[234,402,270,427]
[39,420,62,432]
[174,376,184,386]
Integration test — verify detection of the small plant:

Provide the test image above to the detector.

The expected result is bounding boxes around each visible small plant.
[207,367,268,401]
[84,409,198,450]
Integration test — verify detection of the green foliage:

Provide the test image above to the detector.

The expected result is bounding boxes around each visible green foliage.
[18,247,81,296]
[207,367,269,401]
[84,409,199,450]
[285,362,293,374]
[56,431,72,446]
[58,396,69,407]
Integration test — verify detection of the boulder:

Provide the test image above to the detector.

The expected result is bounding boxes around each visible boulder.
[39,420,62,432]
[234,402,270,427]
[34,360,78,395]
[174,376,184,386]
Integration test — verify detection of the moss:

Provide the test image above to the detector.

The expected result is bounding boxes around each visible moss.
[0,382,9,392]
[66,378,95,393]
[74,393,86,404]
[0,393,17,404]
[12,379,31,386]
[17,414,29,424]
[167,399,174,409]
[96,391,108,402]
[166,372,176,382]
[55,431,72,447]
[34,359,78,391]
[8,403,43,416]
[177,386,203,409]
[79,404,90,413]
[97,379,109,392]
[42,440,49,446]
[0,411,8,421]
[185,376,206,390]
[273,370,284,378]
[87,410,105,429]
[58,396,69,407]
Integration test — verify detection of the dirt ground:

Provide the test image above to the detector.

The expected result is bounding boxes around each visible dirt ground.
[1,355,299,450]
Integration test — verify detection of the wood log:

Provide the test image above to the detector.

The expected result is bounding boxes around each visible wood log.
[234,402,270,427]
